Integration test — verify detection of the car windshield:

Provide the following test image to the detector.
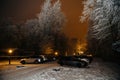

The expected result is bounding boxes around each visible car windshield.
[31,56,39,58]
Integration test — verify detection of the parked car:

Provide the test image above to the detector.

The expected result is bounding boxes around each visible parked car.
[45,55,57,61]
[74,54,93,64]
[57,54,93,67]
[39,55,48,61]
[20,55,47,64]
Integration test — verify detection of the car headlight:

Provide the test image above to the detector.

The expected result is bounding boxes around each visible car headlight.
[38,59,41,62]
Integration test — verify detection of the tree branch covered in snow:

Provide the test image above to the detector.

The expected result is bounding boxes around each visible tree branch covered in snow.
[38,0,66,34]
[80,0,120,56]
[37,0,66,53]
[0,0,67,53]
[81,0,120,41]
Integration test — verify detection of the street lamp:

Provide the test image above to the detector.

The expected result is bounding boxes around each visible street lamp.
[55,52,58,56]
[8,49,13,54]
[8,49,13,64]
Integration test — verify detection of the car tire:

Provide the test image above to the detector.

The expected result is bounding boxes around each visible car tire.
[21,60,26,64]
[34,60,39,64]
[80,61,88,67]
[77,63,82,68]
[35,59,42,63]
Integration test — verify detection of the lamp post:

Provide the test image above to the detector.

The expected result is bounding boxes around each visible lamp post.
[8,49,13,64]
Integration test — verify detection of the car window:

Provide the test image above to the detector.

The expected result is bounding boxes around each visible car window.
[31,56,39,58]
[61,56,74,61]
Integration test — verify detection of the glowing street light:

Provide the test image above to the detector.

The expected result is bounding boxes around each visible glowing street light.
[8,49,13,64]
[55,52,58,56]
[8,49,13,54]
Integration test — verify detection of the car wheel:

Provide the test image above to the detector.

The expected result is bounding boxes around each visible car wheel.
[21,60,26,64]
[34,60,39,64]
[35,59,41,64]
[80,61,88,67]
[77,63,81,68]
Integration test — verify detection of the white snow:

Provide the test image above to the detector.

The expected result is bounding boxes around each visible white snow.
[0,59,120,80]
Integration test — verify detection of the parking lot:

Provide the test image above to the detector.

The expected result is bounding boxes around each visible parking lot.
[0,58,120,80]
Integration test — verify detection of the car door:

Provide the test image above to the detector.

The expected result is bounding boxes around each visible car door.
[63,57,73,65]
[27,56,37,63]
[71,57,80,66]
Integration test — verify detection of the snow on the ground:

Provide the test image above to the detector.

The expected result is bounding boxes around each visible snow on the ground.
[0,58,120,80]
[0,65,22,73]
[18,59,120,80]
[0,64,32,74]
[0,64,44,77]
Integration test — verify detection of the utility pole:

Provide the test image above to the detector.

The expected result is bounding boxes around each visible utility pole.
[8,49,13,64]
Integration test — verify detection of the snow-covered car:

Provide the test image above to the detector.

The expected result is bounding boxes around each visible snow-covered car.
[20,55,47,64]
[74,54,93,64]
[58,54,93,67]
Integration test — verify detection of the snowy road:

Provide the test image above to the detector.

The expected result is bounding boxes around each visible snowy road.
[0,61,58,80]
[0,58,120,80]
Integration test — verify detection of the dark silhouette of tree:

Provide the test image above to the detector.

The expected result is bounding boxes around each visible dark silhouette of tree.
[0,21,16,48]
[0,0,67,56]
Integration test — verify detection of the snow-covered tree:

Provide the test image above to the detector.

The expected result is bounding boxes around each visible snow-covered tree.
[0,0,66,55]
[81,0,120,57]
[81,0,120,41]
[37,0,66,53]
[24,19,40,37]
[38,0,65,34]
[23,19,42,50]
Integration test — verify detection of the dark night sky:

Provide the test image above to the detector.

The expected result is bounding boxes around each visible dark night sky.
[0,0,88,42]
